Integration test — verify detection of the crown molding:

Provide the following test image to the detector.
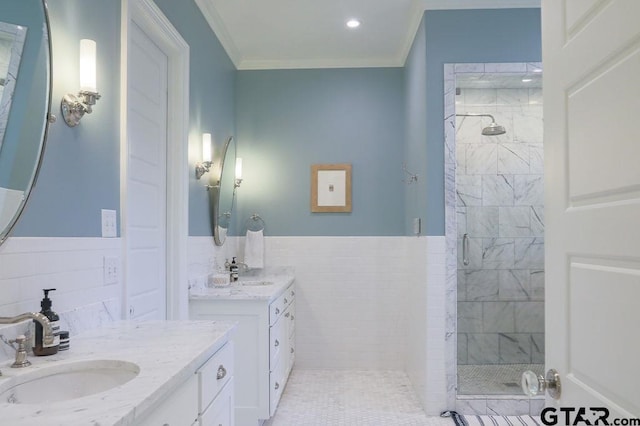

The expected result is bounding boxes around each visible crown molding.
[194,0,242,68]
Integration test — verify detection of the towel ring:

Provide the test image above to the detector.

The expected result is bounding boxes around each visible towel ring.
[245,213,265,232]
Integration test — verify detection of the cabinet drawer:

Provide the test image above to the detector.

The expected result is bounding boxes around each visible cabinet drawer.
[200,380,234,426]
[269,316,286,369]
[285,300,295,338]
[198,341,234,415]
[269,358,286,417]
[269,285,295,325]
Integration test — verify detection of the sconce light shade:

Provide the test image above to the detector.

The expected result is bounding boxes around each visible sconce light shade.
[196,133,214,180]
[202,133,212,162]
[79,39,97,92]
[234,157,243,188]
[61,39,101,127]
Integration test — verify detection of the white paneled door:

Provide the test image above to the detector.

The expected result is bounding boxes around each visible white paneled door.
[125,20,168,320]
[544,0,640,420]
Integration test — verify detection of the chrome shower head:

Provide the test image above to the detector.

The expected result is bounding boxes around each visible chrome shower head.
[456,113,506,136]
[481,121,506,136]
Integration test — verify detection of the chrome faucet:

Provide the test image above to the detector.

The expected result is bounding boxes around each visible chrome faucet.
[0,313,54,346]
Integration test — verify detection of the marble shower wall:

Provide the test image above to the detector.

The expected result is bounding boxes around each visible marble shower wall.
[455,87,544,366]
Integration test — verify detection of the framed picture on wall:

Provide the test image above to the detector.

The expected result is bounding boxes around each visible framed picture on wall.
[311,163,352,213]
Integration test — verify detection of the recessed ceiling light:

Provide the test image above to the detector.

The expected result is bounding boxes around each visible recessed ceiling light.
[522,78,533,83]
[346,19,361,29]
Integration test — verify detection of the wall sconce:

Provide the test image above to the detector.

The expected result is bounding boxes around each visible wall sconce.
[196,133,213,179]
[61,39,101,127]
[234,157,243,188]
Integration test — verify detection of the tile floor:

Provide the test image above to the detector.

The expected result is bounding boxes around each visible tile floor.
[265,369,453,426]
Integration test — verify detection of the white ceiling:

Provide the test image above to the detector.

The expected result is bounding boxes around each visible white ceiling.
[195,0,541,70]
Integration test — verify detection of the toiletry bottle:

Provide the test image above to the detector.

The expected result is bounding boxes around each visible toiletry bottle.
[230,257,239,282]
[33,288,60,356]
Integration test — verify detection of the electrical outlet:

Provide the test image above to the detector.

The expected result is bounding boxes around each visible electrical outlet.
[101,209,117,238]
[103,256,119,284]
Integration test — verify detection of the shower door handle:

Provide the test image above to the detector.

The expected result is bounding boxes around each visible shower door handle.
[462,233,470,266]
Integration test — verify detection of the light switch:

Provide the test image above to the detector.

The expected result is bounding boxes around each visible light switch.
[101,209,117,237]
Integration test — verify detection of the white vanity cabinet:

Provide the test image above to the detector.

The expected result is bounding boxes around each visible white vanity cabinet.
[139,341,235,426]
[190,280,295,425]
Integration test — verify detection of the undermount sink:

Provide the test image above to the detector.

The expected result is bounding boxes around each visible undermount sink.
[0,359,139,404]
[239,280,274,287]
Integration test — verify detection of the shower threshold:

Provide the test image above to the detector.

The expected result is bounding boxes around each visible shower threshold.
[458,363,544,395]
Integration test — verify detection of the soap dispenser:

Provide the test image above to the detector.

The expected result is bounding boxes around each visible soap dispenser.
[230,257,239,282]
[33,288,60,356]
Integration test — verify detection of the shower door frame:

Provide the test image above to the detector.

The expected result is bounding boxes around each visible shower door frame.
[443,62,544,413]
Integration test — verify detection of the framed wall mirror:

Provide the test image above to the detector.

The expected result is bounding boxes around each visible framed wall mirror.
[211,136,236,246]
[0,0,52,245]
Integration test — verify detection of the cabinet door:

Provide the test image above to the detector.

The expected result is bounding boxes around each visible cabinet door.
[200,380,234,426]
[138,374,198,426]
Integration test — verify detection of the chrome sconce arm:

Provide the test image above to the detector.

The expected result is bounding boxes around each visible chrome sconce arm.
[195,160,213,180]
[61,90,101,127]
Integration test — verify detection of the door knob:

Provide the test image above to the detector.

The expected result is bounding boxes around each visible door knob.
[522,369,561,399]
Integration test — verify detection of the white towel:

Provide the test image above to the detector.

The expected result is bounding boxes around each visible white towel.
[216,225,227,241]
[244,229,264,269]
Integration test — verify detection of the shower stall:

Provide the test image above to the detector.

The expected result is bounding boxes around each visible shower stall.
[445,63,545,410]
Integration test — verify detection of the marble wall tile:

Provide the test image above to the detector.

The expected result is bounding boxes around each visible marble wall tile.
[498,144,530,174]
[513,108,543,143]
[458,333,468,364]
[530,206,544,236]
[458,302,483,332]
[455,63,485,73]
[466,145,498,174]
[498,269,531,301]
[456,398,487,415]
[465,269,499,301]
[530,398,546,416]
[499,206,532,237]
[499,333,531,363]
[531,333,545,364]
[514,175,544,205]
[529,88,543,105]
[529,144,544,174]
[457,207,467,237]
[482,175,515,206]
[467,206,499,237]
[457,175,482,207]
[468,333,500,364]
[464,88,497,105]
[483,301,516,333]
[530,270,545,301]
[456,115,483,143]
[515,302,544,332]
[497,89,529,105]
[485,63,528,73]
[456,143,467,171]
[482,238,515,269]
[487,399,531,416]
[514,238,544,268]
[457,270,467,301]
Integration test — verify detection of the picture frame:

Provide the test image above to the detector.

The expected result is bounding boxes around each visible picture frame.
[311,163,352,213]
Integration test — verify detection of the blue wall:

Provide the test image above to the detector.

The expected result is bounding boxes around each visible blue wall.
[236,68,405,236]
[14,0,121,237]
[12,0,235,238]
[418,8,542,235]
[152,0,236,236]
[403,17,428,237]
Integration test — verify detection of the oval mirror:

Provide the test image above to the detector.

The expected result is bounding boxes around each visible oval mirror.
[0,0,52,245]
[212,136,236,246]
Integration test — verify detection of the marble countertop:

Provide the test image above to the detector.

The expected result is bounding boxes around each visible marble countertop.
[0,320,236,426]
[190,273,295,302]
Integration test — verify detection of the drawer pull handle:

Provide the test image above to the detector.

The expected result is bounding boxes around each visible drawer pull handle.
[291,347,295,354]
[275,382,280,390]
[291,291,295,296]
[275,308,280,315]
[284,298,288,304]
[274,339,280,347]
[285,312,290,318]
[291,315,295,321]
[217,365,227,380]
